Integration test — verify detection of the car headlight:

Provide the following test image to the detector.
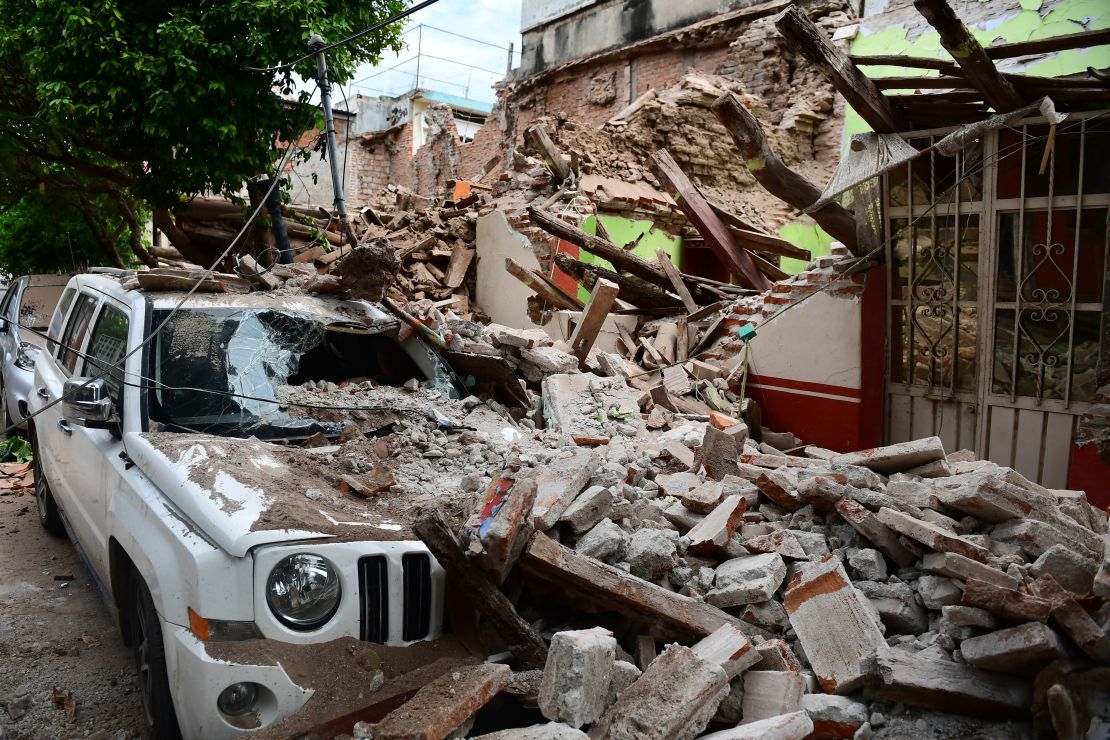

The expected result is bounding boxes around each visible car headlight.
[265,554,341,630]
[14,342,38,371]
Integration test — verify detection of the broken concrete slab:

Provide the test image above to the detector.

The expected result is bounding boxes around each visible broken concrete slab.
[800,693,868,738]
[854,580,929,635]
[1094,534,1110,600]
[691,623,758,678]
[830,436,945,475]
[920,551,1020,590]
[755,471,802,512]
[560,485,614,534]
[848,548,888,581]
[783,556,886,694]
[741,670,805,722]
[1029,544,1098,595]
[834,499,919,567]
[1029,574,1110,661]
[877,507,989,562]
[698,425,744,480]
[753,639,803,673]
[467,476,539,583]
[687,495,747,556]
[532,449,602,530]
[589,643,729,740]
[626,528,678,580]
[743,530,809,560]
[960,622,1069,674]
[796,473,849,511]
[606,659,643,709]
[656,471,701,500]
[543,373,646,445]
[473,723,588,739]
[576,518,629,563]
[700,711,813,740]
[960,578,1053,623]
[682,480,724,514]
[707,553,788,608]
[916,575,964,609]
[863,649,1032,717]
[539,628,617,728]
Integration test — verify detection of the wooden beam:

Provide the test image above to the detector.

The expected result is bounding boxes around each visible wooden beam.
[569,277,620,360]
[912,0,1025,112]
[656,249,700,314]
[727,226,811,261]
[522,531,763,638]
[555,254,684,310]
[873,76,970,89]
[774,5,905,132]
[651,149,772,292]
[851,54,961,74]
[750,251,789,282]
[414,507,547,669]
[711,92,863,255]
[523,124,572,183]
[443,243,475,288]
[505,257,584,311]
[985,27,1110,60]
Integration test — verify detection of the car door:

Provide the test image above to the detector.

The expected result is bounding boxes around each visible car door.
[0,279,22,387]
[34,291,99,555]
[63,300,131,578]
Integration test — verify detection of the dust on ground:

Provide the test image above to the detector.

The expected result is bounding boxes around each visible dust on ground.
[0,484,146,739]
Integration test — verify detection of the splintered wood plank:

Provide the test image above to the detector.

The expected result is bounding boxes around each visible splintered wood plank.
[505,257,583,311]
[524,124,572,182]
[570,277,620,360]
[656,249,699,313]
[985,27,1110,60]
[652,149,771,292]
[750,251,789,282]
[443,244,475,288]
[774,5,905,132]
[523,532,756,638]
[710,92,862,255]
[912,0,1025,112]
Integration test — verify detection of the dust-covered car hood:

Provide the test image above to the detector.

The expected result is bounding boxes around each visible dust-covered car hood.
[125,432,415,557]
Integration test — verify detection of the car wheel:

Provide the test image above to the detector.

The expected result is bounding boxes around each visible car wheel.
[30,426,64,536]
[131,574,183,740]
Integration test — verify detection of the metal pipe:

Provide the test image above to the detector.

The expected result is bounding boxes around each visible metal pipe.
[309,34,357,248]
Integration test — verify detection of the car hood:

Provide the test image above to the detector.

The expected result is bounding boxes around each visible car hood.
[125,432,414,557]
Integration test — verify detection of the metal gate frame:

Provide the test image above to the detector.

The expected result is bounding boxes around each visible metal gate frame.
[882,110,1108,484]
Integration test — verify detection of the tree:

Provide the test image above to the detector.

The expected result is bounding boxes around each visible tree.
[0,192,136,275]
[0,0,407,269]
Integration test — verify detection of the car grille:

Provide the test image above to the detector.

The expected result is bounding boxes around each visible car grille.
[402,553,432,641]
[358,556,389,643]
[357,553,433,643]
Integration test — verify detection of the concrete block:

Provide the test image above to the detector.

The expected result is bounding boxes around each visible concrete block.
[687,495,747,556]
[855,580,929,635]
[521,345,577,374]
[560,485,614,534]
[532,449,601,530]
[700,711,813,740]
[834,499,919,567]
[831,436,945,475]
[791,530,831,559]
[740,600,790,636]
[744,529,809,560]
[538,627,617,727]
[626,528,678,580]
[783,556,886,693]
[691,623,759,678]
[939,605,996,631]
[916,575,964,609]
[699,425,743,480]
[657,471,700,499]
[708,553,788,608]
[863,649,1032,716]
[663,501,705,532]
[1029,574,1110,661]
[1096,534,1110,600]
[961,622,1069,673]
[877,507,990,562]
[919,551,1020,590]
[473,723,588,739]
[755,471,802,512]
[885,479,942,509]
[801,693,868,737]
[1029,544,1098,595]
[796,473,849,512]
[682,480,724,514]
[575,518,629,563]
[606,660,642,709]
[754,639,803,673]
[992,515,1101,562]
[848,548,888,581]
[741,671,805,722]
[848,485,924,518]
[960,579,1053,623]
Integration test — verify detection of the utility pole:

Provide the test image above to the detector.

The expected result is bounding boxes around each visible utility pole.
[308,34,358,248]
[414,25,423,89]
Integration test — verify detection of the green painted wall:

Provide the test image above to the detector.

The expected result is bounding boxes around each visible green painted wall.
[579,214,682,301]
[780,222,835,274]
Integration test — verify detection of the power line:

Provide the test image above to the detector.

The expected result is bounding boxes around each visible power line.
[417,53,503,77]
[246,0,443,74]
[403,23,522,55]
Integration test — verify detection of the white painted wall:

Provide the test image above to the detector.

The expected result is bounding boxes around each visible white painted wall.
[475,210,544,330]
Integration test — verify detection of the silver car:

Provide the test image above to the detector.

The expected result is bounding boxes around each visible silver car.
[0,274,70,430]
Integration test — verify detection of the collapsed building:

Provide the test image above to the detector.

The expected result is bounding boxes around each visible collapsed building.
[140,0,1110,736]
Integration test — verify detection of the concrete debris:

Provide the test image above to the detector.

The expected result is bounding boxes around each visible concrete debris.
[960,622,1069,674]
[539,628,617,727]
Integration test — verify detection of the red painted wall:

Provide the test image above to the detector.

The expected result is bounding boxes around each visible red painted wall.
[1068,444,1110,510]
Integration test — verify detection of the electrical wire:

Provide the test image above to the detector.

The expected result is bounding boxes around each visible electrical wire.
[0,93,323,438]
[246,0,443,74]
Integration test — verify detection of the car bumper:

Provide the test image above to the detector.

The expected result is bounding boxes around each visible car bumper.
[163,625,313,739]
[5,364,34,427]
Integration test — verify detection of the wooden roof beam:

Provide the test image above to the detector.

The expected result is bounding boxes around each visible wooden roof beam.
[774,5,906,133]
[912,0,1025,112]
[710,92,864,256]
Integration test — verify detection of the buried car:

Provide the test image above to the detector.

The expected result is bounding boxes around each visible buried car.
[27,272,485,738]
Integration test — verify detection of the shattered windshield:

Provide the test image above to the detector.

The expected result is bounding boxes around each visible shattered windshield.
[148,308,455,439]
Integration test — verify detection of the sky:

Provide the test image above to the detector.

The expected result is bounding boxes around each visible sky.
[340,0,524,105]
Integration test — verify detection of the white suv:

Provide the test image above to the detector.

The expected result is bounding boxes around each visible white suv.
[29,273,454,738]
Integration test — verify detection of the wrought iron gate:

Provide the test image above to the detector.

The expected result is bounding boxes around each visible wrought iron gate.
[884,112,1109,487]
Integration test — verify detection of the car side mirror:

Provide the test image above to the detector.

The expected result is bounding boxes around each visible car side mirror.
[62,378,119,429]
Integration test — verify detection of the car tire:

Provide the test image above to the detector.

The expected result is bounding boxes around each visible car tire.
[30,426,64,537]
[131,574,183,740]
